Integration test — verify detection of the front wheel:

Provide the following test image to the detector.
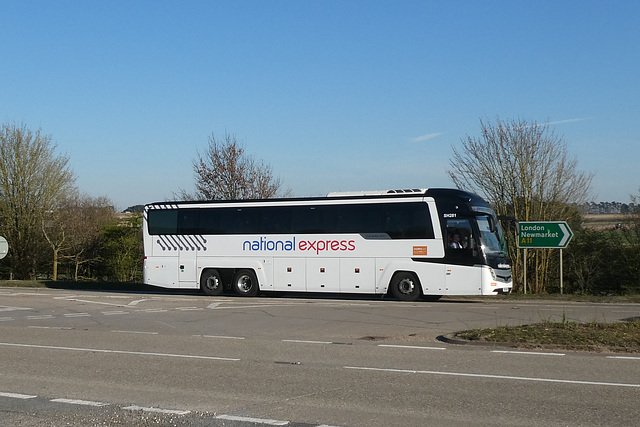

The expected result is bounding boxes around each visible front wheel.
[232,269,259,297]
[200,269,223,296]
[390,272,422,301]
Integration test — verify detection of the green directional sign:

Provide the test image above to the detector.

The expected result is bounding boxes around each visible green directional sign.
[518,221,573,248]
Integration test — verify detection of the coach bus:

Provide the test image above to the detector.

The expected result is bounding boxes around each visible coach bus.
[142,188,512,301]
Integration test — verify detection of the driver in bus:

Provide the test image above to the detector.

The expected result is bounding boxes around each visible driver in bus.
[450,233,464,249]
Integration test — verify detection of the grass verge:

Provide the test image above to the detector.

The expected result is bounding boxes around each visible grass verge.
[454,320,640,353]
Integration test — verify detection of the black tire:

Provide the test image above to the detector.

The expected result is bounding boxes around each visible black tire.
[200,269,223,296]
[422,294,442,302]
[232,269,259,297]
[390,272,422,301]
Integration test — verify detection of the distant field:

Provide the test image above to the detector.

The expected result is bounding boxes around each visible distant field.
[583,214,631,230]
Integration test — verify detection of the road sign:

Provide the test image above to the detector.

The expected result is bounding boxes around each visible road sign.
[518,221,573,248]
[0,236,7,259]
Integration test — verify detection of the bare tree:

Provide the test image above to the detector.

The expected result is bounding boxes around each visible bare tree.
[0,123,75,279]
[447,117,593,292]
[42,197,71,281]
[61,193,115,280]
[185,132,288,201]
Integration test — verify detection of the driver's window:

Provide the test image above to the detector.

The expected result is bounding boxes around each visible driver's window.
[446,218,474,254]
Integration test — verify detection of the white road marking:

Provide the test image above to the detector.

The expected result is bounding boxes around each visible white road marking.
[606,355,640,360]
[123,405,190,415]
[0,391,38,399]
[378,344,446,350]
[282,339,333,344]
[112,330,159,335]
[492,350,565,356]
[0,342,240,361]
[54,298,124,307]
[127,299,149,306]
[216,414,289,425]
[176,307,203,311]
[28,326,73,330]
[194,334,245,340]
[51,398,108,407]
[0,317,14,322]
[102,310,129,315]
[27,315,55,320]
[344,366,640,388]
[0,292,49,296]
[0,306,32,312]
[63,313,91,318]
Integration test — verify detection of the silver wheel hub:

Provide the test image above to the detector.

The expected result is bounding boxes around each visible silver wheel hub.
[398,278,415,294]
[206,276,219,290]
[238,275,252,292]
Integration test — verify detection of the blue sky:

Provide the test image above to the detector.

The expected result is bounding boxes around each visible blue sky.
[2,0,638,210]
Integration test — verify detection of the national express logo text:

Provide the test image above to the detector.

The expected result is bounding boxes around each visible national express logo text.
[242,237,356,255]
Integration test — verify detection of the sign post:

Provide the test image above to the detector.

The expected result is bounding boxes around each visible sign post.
[517,222,573,294]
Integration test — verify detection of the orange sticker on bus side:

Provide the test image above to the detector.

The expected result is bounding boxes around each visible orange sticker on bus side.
[413,246,427,256]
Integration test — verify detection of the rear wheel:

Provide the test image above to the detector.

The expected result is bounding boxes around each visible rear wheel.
[390,272,421,301]
[200,269,223,296]
[232,269,259,297]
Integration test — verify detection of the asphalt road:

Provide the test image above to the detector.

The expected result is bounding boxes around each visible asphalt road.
[0,287,639,426]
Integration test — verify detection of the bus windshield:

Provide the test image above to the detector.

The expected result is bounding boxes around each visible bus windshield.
[476,215,507,255]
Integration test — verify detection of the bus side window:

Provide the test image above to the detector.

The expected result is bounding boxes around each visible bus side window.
[446,218,474,254]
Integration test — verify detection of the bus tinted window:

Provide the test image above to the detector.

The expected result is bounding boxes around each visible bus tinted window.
[385,203,433,239]
[148,209,178,235]
[148,201,434,239]
[292,206,336,234]
[338,204,383,233]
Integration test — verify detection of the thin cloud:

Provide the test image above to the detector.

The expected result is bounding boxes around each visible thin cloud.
[411,132,444,143]
[544,118,591,126]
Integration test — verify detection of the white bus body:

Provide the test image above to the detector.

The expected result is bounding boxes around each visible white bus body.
[143,188,512,300]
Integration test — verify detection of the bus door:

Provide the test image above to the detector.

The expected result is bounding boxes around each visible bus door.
[177,209,199,288]
[178,243,197,288]
[444,218,481,294]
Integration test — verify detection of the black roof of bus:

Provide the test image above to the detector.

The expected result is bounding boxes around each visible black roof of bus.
[145,188,490,209]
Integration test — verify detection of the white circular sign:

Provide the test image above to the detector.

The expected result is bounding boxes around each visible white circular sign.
[0,236,8,260]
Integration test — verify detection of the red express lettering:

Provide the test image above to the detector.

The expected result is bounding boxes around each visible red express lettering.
[299,239,356,254]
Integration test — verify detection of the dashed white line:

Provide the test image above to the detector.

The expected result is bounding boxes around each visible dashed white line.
[55,298,124,307]
[112,330,159,335]
[123,405,190,415]
[492,350,565,356]
[606,355,640,360]
[0,317,14,322]
[63,313,91,318]
[102,310,129,315]
[51,398,108,407]
[0,391,38,399]
[194,334,245,340]
[344,366,640,388]
[0,306,33,312]
[282,339,333,344]
[27,315,55,320]
[176,307,203,311]
[216,414,289,425]
[378,344,446,350]
[0,342,240,361]
[28,326,73,330]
